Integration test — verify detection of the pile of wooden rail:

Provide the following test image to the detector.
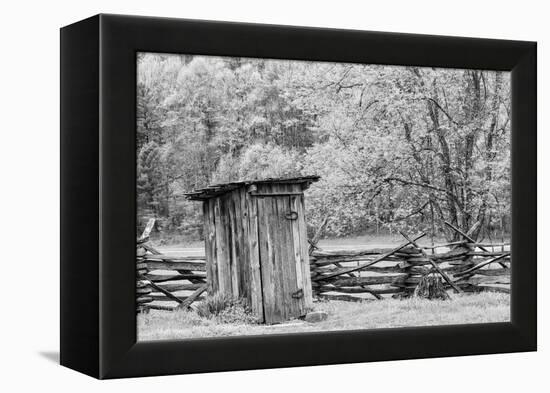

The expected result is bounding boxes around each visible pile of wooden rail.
[309,222,510,301]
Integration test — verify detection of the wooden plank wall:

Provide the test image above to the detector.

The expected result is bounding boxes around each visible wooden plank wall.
[256,186,277,322]
[203,188,265,322]
[202,183,314,324]
[203,201,217,294]
[295,186,314,309]
[255,183,312,323]
[242,188,264,321]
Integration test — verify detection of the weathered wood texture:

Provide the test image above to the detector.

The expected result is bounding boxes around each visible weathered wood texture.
[136,238,208,312]
[310,243,511,301]
[189,180,316,324]
[254,183,310,323]
[137,235,511,314]
[138,196,510,317]
[244,187,264,320]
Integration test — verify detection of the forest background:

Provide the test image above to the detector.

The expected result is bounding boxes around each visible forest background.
[137,53,511,244]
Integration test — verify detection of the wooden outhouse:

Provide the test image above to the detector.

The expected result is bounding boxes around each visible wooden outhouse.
[185,176,320,324]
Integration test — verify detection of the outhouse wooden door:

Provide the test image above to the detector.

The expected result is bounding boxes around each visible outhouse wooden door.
[254,184,312,324]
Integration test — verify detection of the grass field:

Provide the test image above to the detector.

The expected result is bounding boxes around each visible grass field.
[137,292,510,341]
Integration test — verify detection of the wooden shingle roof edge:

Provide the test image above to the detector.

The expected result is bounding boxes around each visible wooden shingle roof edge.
[184,175,321,201]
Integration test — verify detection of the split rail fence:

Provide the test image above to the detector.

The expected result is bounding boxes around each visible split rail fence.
[136,219,510,312]
[309,220,510,301]
[136,219,207,312]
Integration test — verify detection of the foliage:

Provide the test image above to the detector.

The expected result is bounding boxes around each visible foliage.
[413,273,451,300]
[137,53,511,242]
[137,142,168,217]
[213,143,302,183]
[195,292,233,317]
[195,293,259,324]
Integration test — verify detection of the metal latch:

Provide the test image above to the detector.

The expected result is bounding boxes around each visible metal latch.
[285,211,298,220]
[291,289,304,299]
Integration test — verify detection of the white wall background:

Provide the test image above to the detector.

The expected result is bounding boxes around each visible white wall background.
[0,0,545,390]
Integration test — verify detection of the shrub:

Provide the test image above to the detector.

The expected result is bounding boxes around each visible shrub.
[196,293,233,318]
[195,293,259,324]
[216,303,259,325]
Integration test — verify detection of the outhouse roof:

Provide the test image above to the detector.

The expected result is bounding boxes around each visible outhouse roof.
[184,175,320,201]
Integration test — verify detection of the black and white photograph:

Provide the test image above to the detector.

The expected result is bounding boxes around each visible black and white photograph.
[136,53,512,341]
[0,0,542,387]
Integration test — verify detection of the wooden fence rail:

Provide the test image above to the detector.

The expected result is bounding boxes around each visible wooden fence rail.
[310,243,510,302]
[136,219,510,312]
[136,240,510,312]
[136,243,208,312]
[136,219,207,312]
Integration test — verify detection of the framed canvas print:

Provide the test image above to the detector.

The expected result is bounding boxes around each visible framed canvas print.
[60,14,536,379]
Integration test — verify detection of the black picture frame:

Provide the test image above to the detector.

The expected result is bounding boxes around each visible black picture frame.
[60,14,536,379]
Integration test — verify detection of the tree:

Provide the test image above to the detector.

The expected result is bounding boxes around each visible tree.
[136,53,511,242]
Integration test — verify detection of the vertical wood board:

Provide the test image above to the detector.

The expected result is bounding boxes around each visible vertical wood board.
[245,188,264,322]
[296,190,313,308]
[203,202,213,294]
[257,190,276,323]
[214,197,231,295]
[227,194,240,298]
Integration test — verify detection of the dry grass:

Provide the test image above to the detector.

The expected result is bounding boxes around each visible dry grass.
[137,292,510,341]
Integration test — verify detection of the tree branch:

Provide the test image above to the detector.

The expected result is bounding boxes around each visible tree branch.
[383,177,448,195]
[422,97,462,126]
